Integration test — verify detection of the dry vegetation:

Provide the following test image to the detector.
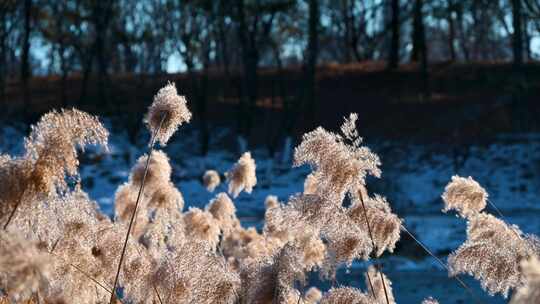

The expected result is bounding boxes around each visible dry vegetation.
[1,83,539,303]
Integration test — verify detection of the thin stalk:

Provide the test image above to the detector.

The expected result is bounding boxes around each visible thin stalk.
[47,251,122,303]
[358,191,389,304]
[487,199,506,222]
[296,283,305,304]
[2,187,28,230]
[216,241,240,302]
[131,239,164,304]
[272,254,281,304]
[152,285,164,304]
[486,198,525,242]
[365,269,376,299]
[401,225,484,304]
[109,114,166,304]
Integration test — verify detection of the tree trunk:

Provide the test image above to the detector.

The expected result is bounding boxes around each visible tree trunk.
[304,0,319,120]
[512,0,523,66]
[387,0,400,69]
[79,51,94,104]
[21,0,32,119]
[456,4,470,61]
[59,44,68,107]
[93,1,112,107]
[410,0,426,63]
[0,14,6,107]
[236,0,257,137]
[447,0,456,61]
[342,0,352,62]
[217,1,231,77]
[198,48,211,156]
[524,16,531,61]
[411,0,429,98]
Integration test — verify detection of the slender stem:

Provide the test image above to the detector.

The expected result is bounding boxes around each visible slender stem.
[401,225,484,304]
[109,115,166,304]
[296,281,305,304]
[48,250,122,303]
[358,191,389,304]
[364,269,376,299]
[131,237,164,304]
[3,187,27,230]
[152,285,164,304]
[487,199,506,221]
[216,241,240,302]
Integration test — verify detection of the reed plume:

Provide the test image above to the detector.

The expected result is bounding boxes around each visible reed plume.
[110,83,191,303]
[264,195,280,209]
[442,175,488,218]
[421,297,439,304]
[0,232,51,302]
[319,287,371,304]
[443,177,536,297]
[226,152,257,198]
[510,256,540,304]
[304,287,322,304]
[207,192,239,234]
[294,113,380,201]
[145,82,192,146]
[1,109,108,229]
[203,170,221,192]
[365,266,395,304]
[184,207,221,249]
[348,195,402,257]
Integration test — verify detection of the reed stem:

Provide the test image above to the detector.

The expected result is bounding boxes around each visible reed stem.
[401,224,484,304]
[3,188,28,230]
[358,191,389,304]
[109,114,166,304]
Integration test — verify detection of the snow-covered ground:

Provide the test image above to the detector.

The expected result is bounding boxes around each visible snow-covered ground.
[2,122,538,303]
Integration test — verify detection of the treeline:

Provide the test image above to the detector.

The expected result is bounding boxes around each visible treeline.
[1,0,540,151]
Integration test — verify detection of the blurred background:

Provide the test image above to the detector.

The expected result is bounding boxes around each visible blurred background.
[1,0,540,302]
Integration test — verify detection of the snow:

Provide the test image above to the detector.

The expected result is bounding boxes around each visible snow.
[1,122,538,303]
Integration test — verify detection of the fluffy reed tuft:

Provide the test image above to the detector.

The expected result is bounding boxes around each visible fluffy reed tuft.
[129,150,172,189]
[294,113,380,201]
[365,266,396,304]
[24,108,109,193]
[157,242,241,304]
[207,192,238,234]
[319,287,370,304]
[421,297,439,304]
[145,82,191,146]
[226,152,257,198]
[184,207,221,249]
[442,175,488,218]
[1,109,108,229]
[0,232,52,302]
[510,256,540,304]
[348,195,402,257]
[304,287,323,304]
[448,211,535,297]
[203,170,221,192]
[264,195,280,209]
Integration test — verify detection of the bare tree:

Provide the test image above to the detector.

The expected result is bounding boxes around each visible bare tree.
[387,0,400,69]
[21,0,32,118]
[446,0,457,61]
[90,0,116,105]
[168,0,215,154]
[40,1,72,106]
[512,0,524,65]
[304,0,319,118]
[411,0,429,98]
[0,1,18,108]
[234,0,290,138]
